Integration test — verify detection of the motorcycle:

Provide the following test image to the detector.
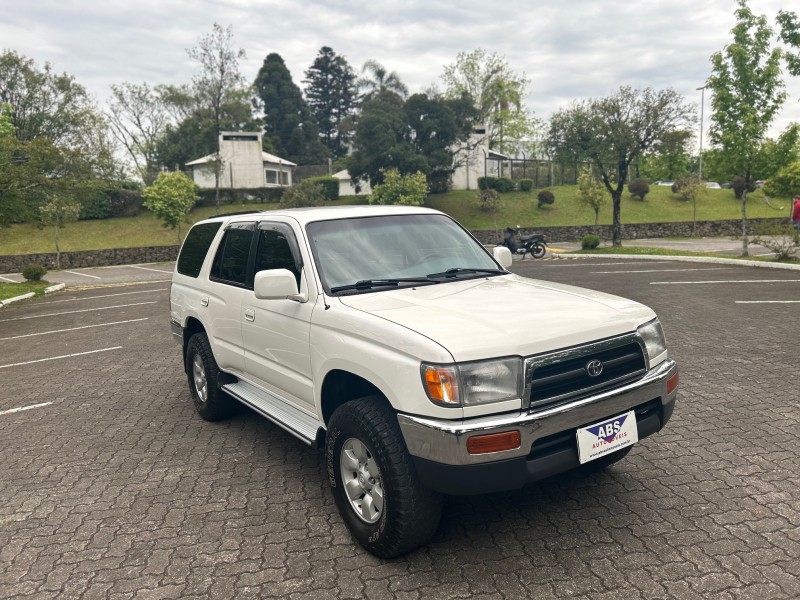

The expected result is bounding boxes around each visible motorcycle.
[500,226,548,259]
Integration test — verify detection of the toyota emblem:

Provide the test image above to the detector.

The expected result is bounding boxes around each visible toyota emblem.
[585,359,604,377]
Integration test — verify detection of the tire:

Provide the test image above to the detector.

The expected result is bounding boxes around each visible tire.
[326,396,442,558]
[531,243,546,259]
[185,332,236,421]
[581,445,633,472]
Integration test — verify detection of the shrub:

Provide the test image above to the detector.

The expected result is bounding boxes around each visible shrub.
[628,178,650,200]
[518,179,534,192]
[305,176,339,201]
[671,175,703,203]
[581,234,601,250]
[478,176,498,190]
[731,176,756,199]
[22,263,47,281]
[496,177,515,193]
[427,171,452,194]
[752,223,800,261]
[537,190,555,208]
[280,180,326,208]
[195,187,284,206]
[577,168,606,225]
[477,188,500,213]
[369,169,427,206]
[763,161,800,198]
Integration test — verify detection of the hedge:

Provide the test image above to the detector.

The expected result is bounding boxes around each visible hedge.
[195,187,285,206]
[304,176,339,201]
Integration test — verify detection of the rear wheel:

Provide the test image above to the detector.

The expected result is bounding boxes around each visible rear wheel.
[326,396,442,558]
[531,243,546,259]
[185,333,235,421]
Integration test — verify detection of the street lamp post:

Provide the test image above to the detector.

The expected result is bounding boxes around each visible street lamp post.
[697,86,706,182]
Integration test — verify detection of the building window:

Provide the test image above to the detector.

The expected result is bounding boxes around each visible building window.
[266,169,289,186]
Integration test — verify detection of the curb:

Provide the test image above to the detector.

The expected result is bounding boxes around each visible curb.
[0,291,35,308]
[44,283,66,294]
[559,252,800,271]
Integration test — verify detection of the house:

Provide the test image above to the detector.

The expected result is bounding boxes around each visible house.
[451,128,510,191]
[185,132,296,189]
[332,169,372,197]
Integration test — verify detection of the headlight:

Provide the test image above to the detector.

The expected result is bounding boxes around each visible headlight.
[421,357,522,407]
[637,318,667,363]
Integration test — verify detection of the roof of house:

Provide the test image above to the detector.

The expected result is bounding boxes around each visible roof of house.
[185,152,297,167]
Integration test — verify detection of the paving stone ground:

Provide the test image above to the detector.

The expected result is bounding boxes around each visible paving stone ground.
[0,261,798,599]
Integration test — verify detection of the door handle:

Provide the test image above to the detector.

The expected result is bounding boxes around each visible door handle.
[244,309,255,322]
[200,297,209,307]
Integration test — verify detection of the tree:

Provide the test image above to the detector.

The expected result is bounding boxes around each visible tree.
[39,194,81,268]
[672,175,704,235]
[707,1,786,256]
[358,59,408,100]
[0,102,13,137]
[577,167,607,226]
[550,87,694,245]
[764,160,800,198]
[187,23,247,214]
[777,10,800,76]
[638,129,693,181]
[143,171,198,243]
[304,47,358,158]
[369,169,427,206]
[440,49,535,152]
[106,82,172,184]
[254,53,328,165]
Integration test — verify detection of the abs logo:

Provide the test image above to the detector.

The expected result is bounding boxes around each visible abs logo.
[586,414,628,443]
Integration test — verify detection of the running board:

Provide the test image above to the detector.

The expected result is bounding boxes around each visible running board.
[222,380,320,445]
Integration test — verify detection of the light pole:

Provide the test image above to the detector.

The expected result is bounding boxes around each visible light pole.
[697,86,706,182]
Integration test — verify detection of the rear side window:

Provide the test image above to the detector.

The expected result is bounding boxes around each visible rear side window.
[177,222,222,277]
[210,223,256,286]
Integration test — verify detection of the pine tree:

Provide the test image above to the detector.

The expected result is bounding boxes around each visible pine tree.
[304,47,357,158]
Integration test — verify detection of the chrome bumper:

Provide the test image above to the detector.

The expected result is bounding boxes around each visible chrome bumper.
[398,359,677,466]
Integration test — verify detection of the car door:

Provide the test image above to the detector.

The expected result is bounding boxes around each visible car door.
[204,221,256,375]
[241,220,316,411]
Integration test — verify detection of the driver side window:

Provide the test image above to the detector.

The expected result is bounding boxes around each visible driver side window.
[254,225,301,287]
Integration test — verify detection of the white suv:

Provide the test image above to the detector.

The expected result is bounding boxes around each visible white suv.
[170,205,678,557]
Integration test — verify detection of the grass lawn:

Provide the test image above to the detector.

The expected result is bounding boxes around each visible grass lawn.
[0,280,51,302]
[0,186,791,256]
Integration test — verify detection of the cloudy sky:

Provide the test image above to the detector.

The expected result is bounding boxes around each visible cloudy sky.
[2,0,799,142]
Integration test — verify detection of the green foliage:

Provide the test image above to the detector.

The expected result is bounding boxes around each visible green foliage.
[142,171,199,242]
[369,169,427,206]
[671,175,703,202]
[0,102,13,137]
[576,168,606,225]
[39,194,81,267]
[628,178,650,200]
[752,223,800,260]
[255,53,328,165]
[496,177,515,193]
[731,175,756,200]
[477,188,500,213]
[638,129,693,181]
[304,47,358,158]
[427,171,453,194]
[518,179,533,192]
[477,176,515,193]
[279,180,326,208]
[581,234,601,249]
[22,263,47,281]
[358,59,408,99]
[478,176,498,190]
[537,190,555,208]
[764,161,800,198]
[304,176,339,200]
[195,187,283,206]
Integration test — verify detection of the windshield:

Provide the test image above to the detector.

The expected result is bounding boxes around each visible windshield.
[306,214,504,294]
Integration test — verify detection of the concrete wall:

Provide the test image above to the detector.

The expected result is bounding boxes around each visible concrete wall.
[0,246,179,273]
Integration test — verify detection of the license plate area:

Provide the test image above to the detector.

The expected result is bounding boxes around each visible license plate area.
[576,410,638,464]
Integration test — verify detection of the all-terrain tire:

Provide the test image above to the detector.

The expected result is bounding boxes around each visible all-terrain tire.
[326,396,442,558]
[185,332,236,421]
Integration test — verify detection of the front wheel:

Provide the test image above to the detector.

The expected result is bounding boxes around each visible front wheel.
[531,243,547,259]
[326,396,442,558]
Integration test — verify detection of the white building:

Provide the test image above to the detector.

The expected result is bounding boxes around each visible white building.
[332,169,372,197]
[186,132,296,189]
[451,128,510,191]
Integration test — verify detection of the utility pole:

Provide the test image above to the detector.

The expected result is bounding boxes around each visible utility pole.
[696,86,706,181]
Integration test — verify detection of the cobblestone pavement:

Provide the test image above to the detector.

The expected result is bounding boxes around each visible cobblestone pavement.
[0,261,798,599]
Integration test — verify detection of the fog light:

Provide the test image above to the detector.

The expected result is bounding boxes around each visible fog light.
[466,431,521,454]
[667,372,679,394]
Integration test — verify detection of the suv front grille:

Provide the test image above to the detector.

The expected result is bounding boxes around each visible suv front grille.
[525,335,647,410]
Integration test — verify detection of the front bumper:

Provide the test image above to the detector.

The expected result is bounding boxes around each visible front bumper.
[398,359,677,495]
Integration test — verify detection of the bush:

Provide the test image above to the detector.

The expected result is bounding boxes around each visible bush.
[369,169,427,206]
[752,223,800,260]
[581,234,601,250]
[628,178,650,200]
[537,190,555,208]
[731,176,756,200]
[22,263,47,281]
[763,161,800,198]
[518,179,534,192]
[304,176,339,201]
[195,187,285,206]
[427,171,453,195]
[477,188,500,212]
[280,180,326,208]
[496,177,515,193]
[671,175,703,203]
[478,176,498,190]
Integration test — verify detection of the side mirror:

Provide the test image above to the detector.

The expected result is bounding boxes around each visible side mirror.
[254,269,306,302]
[492,246,513,269]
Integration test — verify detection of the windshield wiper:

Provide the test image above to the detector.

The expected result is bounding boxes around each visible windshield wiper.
[330,277,437,293]
[426,267,507,279]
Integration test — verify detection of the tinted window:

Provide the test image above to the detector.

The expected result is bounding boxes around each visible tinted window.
[254,226,301,285]
[177,222,222,278]
[210,223,255,286]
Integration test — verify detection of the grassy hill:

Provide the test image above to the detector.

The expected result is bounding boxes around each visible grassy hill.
[0,185,792,255]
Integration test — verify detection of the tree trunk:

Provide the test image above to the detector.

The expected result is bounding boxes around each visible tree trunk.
[214,166,221,216]
[594,208,599,226]
[692,197,697,237]
[612,189,622,246]
[741,190,749,256]
[54,224,61,269]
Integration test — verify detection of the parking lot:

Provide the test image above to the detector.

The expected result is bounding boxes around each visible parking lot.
[1,258,799,599]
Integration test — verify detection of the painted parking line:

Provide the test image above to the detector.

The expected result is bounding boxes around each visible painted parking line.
[0,318,149,341]
[0,301,158,323]
[0,402,53,417]
[651,279,800,285]
[735,300,800,304]
[0,275,18,282]
[128,265,174,274]
[63,270,103,280]
[0,346,122,369]
[38,288,167,304]
[535,261,679,268]
[593,268,732,274]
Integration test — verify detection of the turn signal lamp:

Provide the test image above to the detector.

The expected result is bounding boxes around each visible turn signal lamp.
[467,431,521,454]
[423,365,459,405]
[667,372,679,394]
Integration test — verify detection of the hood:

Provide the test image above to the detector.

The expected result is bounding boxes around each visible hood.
[338,274,655,362]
